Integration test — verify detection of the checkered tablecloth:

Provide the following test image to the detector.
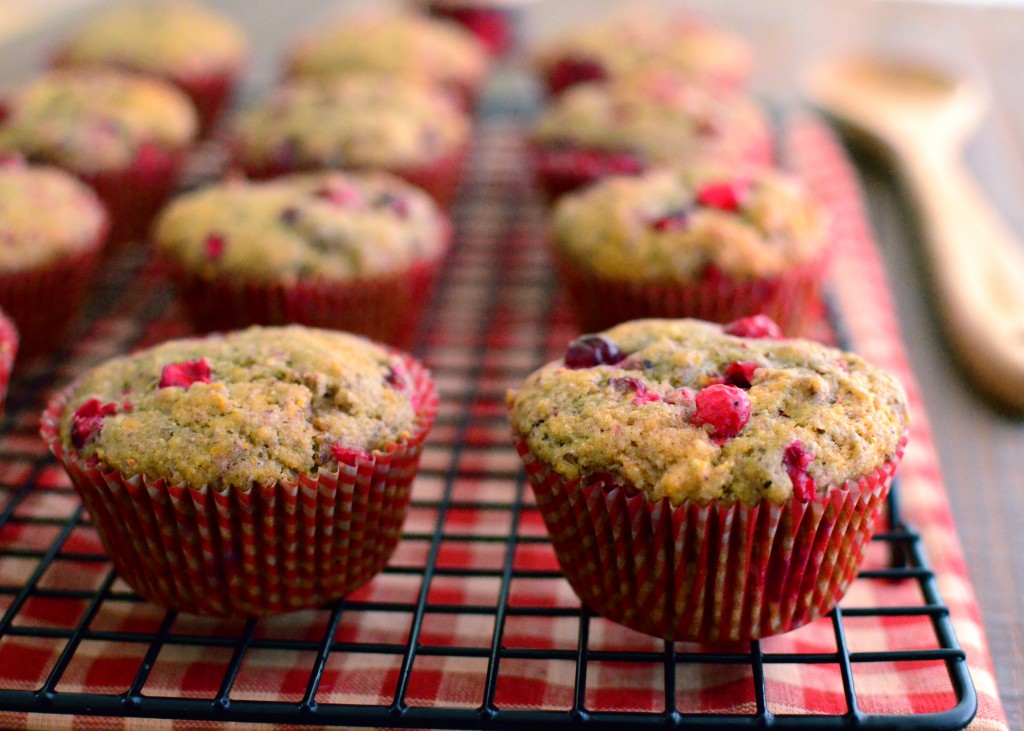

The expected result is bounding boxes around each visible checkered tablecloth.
[0,115,1010,730]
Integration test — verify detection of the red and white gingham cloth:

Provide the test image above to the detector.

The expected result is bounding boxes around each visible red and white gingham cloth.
[0,117,1010,730]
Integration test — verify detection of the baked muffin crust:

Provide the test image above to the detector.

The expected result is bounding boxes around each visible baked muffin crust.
[509,319,908,507]
[0,70,197,172]
[60,326,422,489]
[154,171,447,283]
[552,168,827,281]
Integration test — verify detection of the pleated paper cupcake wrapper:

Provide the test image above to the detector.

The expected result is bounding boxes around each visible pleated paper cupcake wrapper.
[173,67,241,137]
[239,145,469,209]
[0,310,17,418]
[531,137,775,202]
[426,3,512,56]
[513,433,906,642]
[41,354,439,618]
[553,249,828,337]
[0,236,104,358]
[163,243,447,350]
[82,143,188,251]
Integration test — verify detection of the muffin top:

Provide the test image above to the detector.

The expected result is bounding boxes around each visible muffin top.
[509,318,909,507]
[552,168,827,281]
[232,76,469,171]
[154,171,448,283]
[0,70,197,173]
[59,326,425,489]
[535,15,752,90]
[0,160,107,271]
[58,2,247,78]
[532,77,769,167]
[287,12,487,91]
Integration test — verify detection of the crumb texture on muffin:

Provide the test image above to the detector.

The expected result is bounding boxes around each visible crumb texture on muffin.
[287,12,487,89]
[154,171,447,282]
[535,15,751,87]
[508,319,909,507]
[59,326,422,489]
[532,77,768,166]
[0,162,107,270]
[233,76,468,170]
[552,168,827,280]
[0,71,197,172]
[60,2,246,76]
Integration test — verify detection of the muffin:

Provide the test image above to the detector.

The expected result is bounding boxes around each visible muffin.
[0,70,198,248]
[41,325,438,617]
[0,309,18,417]
[153,170,451,346]
[550,167,829,334]
[230,76,469,207]
[534,14,752,95]
[420,0,514,57]
[53,1,247,135]
[509,318,909,641]
[286,12,488,108]
[0,159,108,356]
[531,76,772,199]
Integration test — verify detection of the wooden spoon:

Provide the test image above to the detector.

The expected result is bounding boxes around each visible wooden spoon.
[805,56,1024,413]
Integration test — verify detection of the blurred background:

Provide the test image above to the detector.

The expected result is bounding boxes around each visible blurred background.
[0,0,1019,724]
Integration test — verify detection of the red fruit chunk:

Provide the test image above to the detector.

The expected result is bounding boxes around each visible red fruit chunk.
[159,358,212,389]
[723,315,782,339]
[783,440,816,501]
[691,384,750,442]
[204,233,225,261]
[315,183,360,206]
[331,443,368,465]
[385,365,406,389]
[548,57,608,93]
[650,209,690,232]
[609,377,661,405]
[723,361,760,389]
[696,179,750,212]
[70,398,118,449]
[564,335,625,369]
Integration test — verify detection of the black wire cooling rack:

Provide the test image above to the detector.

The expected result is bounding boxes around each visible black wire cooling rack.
[0,117,977,730]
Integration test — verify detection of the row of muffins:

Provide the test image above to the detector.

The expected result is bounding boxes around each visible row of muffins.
[0,4,912,646]
[0,3,492,362]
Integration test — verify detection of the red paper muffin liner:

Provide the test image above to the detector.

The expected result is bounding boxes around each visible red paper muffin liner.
[239,145,469,209]
[41,353,438,617]
[81,142,189,251]
[513,433,907,642]
[0,231,106,358]
[173,67,241,136]
[0,309,18,417]
[161,223,451,349]
[530,137,775,202]
[426,3,511,57]
[552,248,829,337]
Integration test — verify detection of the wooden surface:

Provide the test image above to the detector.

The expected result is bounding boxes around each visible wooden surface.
[0,0,1021,726]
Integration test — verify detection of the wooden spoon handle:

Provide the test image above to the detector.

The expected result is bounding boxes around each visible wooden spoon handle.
[899,147,1024,411]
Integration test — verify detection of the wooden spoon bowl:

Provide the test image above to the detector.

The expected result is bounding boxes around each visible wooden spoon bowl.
[806,55,1024,414]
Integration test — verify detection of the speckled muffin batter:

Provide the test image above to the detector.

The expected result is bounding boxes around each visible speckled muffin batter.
[552,168,827,281]
[0,161,107,271]
[535,14,752,90]
[58,2,246,78]
[509,318,908,507]
[59,326,422,489]
[287,12,487,93]
[532,77,770,167]
[231,76,469,171]
[154,171,448,283]
[0,70,197,173]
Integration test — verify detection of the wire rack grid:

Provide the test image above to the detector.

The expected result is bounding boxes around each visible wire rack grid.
[0,115,977,730]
